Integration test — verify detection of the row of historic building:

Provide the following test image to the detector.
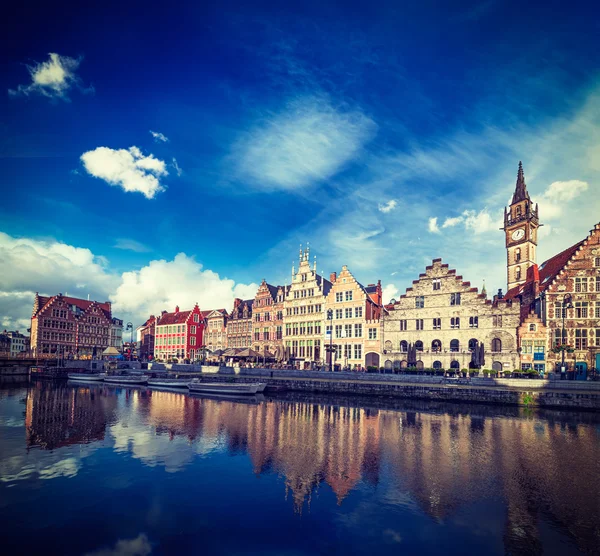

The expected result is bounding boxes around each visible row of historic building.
[29,163,600,374]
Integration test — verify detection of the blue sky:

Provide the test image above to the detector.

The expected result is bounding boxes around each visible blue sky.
[1,0,599,329]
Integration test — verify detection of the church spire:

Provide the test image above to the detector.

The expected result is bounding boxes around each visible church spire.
[511,161,531,204]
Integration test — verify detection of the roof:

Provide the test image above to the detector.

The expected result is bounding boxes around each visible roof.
[157,310,191,325]
[511,161,531,204]
[36,294,111,319]
[505,239,586,300]
[203,309,228,319]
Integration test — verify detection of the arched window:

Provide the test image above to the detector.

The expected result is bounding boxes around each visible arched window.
[400,340,408,353]
[515,248,521,262]
[468,338,478,352]
[529,323,536,332]
[450,360,460,369]
[384,360,393,370]
[415,340,423,352]
[450,339,460,352]
[384,340,392,351]
[431,339,442,353]
[491,338,502,352]
[393,360,401,371]
[516,206,522,217]
[515,266,521,281]
[433,360,442,370]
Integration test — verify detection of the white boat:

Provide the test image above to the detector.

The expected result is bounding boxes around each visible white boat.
[104,374,149,385]
[256,383,267,393]
[148,378,190,388]
[68,372,106,382]
[187,379,265,395]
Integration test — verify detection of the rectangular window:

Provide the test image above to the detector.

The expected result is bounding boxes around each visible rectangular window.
[354,306,363,318]
[596,277,600,292]
[336,309,343,319]
[595,257,600,267]
[345,291,353,301]
[575,329,587,350]
[400,320,407,331]
[575,302,588,319]
[450,293,461,306]
[596,303,600,318]
[469,316,478,328]
[415,296,424,309]
[344,344,352,359]
[522,340,533,354]
[354,344,362,360]
[432,279,441,291]
[596,329,600,347]
[368,327,377,340]
[344,324,352,338]
[335,344,342,360]
[493,315,503,327]
[335,325,342,339]
[193,314,199,323]
[345,308,352,319]
[555,306,567,319]
[433,318,441,330]
[190,325,196,334]
[553,328,564,347]
[354,324,362,337]
[336,292,343,302]
[575,277,587,293]
[451,317,460,329]
[416,319,424,331]
[190,337,196,346]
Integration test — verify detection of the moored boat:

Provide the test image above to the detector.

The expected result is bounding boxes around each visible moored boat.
[68,372,106,382]
[104,374,149,385]
[148,378,191,388]
[187,379,265,395]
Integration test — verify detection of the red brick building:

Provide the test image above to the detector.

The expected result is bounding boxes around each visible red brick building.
[30,293,112,358]
[137,315,157,360]
[154,304,205,361]
[226,298,254,349]
[252,280,286,355]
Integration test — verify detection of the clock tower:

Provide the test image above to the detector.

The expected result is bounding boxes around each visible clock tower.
[503,162,540,292]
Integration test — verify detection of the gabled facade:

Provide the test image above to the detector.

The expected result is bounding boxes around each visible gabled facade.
[252,280,285,355]
[138,315,156,360]
[226,298,254,349]
[283,245,332,366]
[30,293,112,358]
[204,309,228,352]
[324,266,384,369]
[382,259,520,372]
[154,304,204,361]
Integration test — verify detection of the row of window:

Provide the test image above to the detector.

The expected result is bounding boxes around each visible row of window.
[385,338,503,353]
[333,324,363,338]
[553,328,600,349]
[333,343,363,360]
[333,307,363,319]
[397,316,489,331]
[574,276,600,292]
[285,322,323,336]
[334,291,354,302]
[286,304,323,316]
[293,289,315,299]
[254,331,284,341]
[554,302,600,319]
[285,339,322,359]
[254,311,284,322]
[414,293,462,308]
[51,309,67,318]
[43,319,75,330]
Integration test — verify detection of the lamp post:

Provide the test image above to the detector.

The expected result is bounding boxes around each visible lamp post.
[326,309,334,372]
[560,294,573,377]
[126,322,133,361]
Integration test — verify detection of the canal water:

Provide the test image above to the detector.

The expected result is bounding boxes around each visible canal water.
[1,382,599,555]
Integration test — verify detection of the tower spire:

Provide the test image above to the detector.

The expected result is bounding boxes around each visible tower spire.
[511,161,531,204]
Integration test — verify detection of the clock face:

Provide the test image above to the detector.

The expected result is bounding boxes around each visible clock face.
[511,228,525,241]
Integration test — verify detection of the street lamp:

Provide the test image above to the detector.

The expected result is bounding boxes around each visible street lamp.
[326,309,334,372]
[126,322,133,361]
[560,294,573,377]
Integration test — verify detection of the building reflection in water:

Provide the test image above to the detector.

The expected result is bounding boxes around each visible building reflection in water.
[24,385,600,553]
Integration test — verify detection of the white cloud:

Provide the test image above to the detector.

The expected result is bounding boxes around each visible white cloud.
[536,180,589,221]
[382,283,400,303]
[462,208,502,234]
[8,52,93,100]
[442,216,463,228]
[428,217,440,234]
[80,146,167,199]
[150,130,169,143]
[114,239,151,253]
[378,200,397,213]
[231,96,376,190]
[110,253,258,319]
[172,157,182,177]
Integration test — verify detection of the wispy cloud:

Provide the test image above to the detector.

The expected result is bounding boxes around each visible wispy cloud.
[80,146,167,199]
[378,200,397,213]
[428,217,440,234]
[9,53,93,101]
[230,96,376,191]
[114,239,151,253]
[172,157,182,177]
[149,130,169,143]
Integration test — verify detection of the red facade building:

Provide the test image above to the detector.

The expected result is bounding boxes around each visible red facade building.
[154,304,205,361]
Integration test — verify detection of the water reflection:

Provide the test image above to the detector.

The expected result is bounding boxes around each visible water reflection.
[3,383,600,554]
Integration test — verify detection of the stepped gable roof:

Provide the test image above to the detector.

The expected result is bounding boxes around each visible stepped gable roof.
[36,295,111,319]
[157,310,191,325]
[203,308,228,318]
[504,239,586,300]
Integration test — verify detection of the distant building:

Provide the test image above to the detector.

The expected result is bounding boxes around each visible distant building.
[283,245,332,366]
[252,280,286,356]
[0,332,10,357]
[324,266,384,369]
[226,298,254,349]
[30,293,112,358]
[382,259,520,372]
[2,330,30,357]
[204,309,228,352]
[110,318,123,349]
[154,304,205,361]
[137,315,156,360]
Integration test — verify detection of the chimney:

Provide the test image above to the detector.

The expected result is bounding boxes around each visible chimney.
[175,305,179,313]
[330,272,337,283]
